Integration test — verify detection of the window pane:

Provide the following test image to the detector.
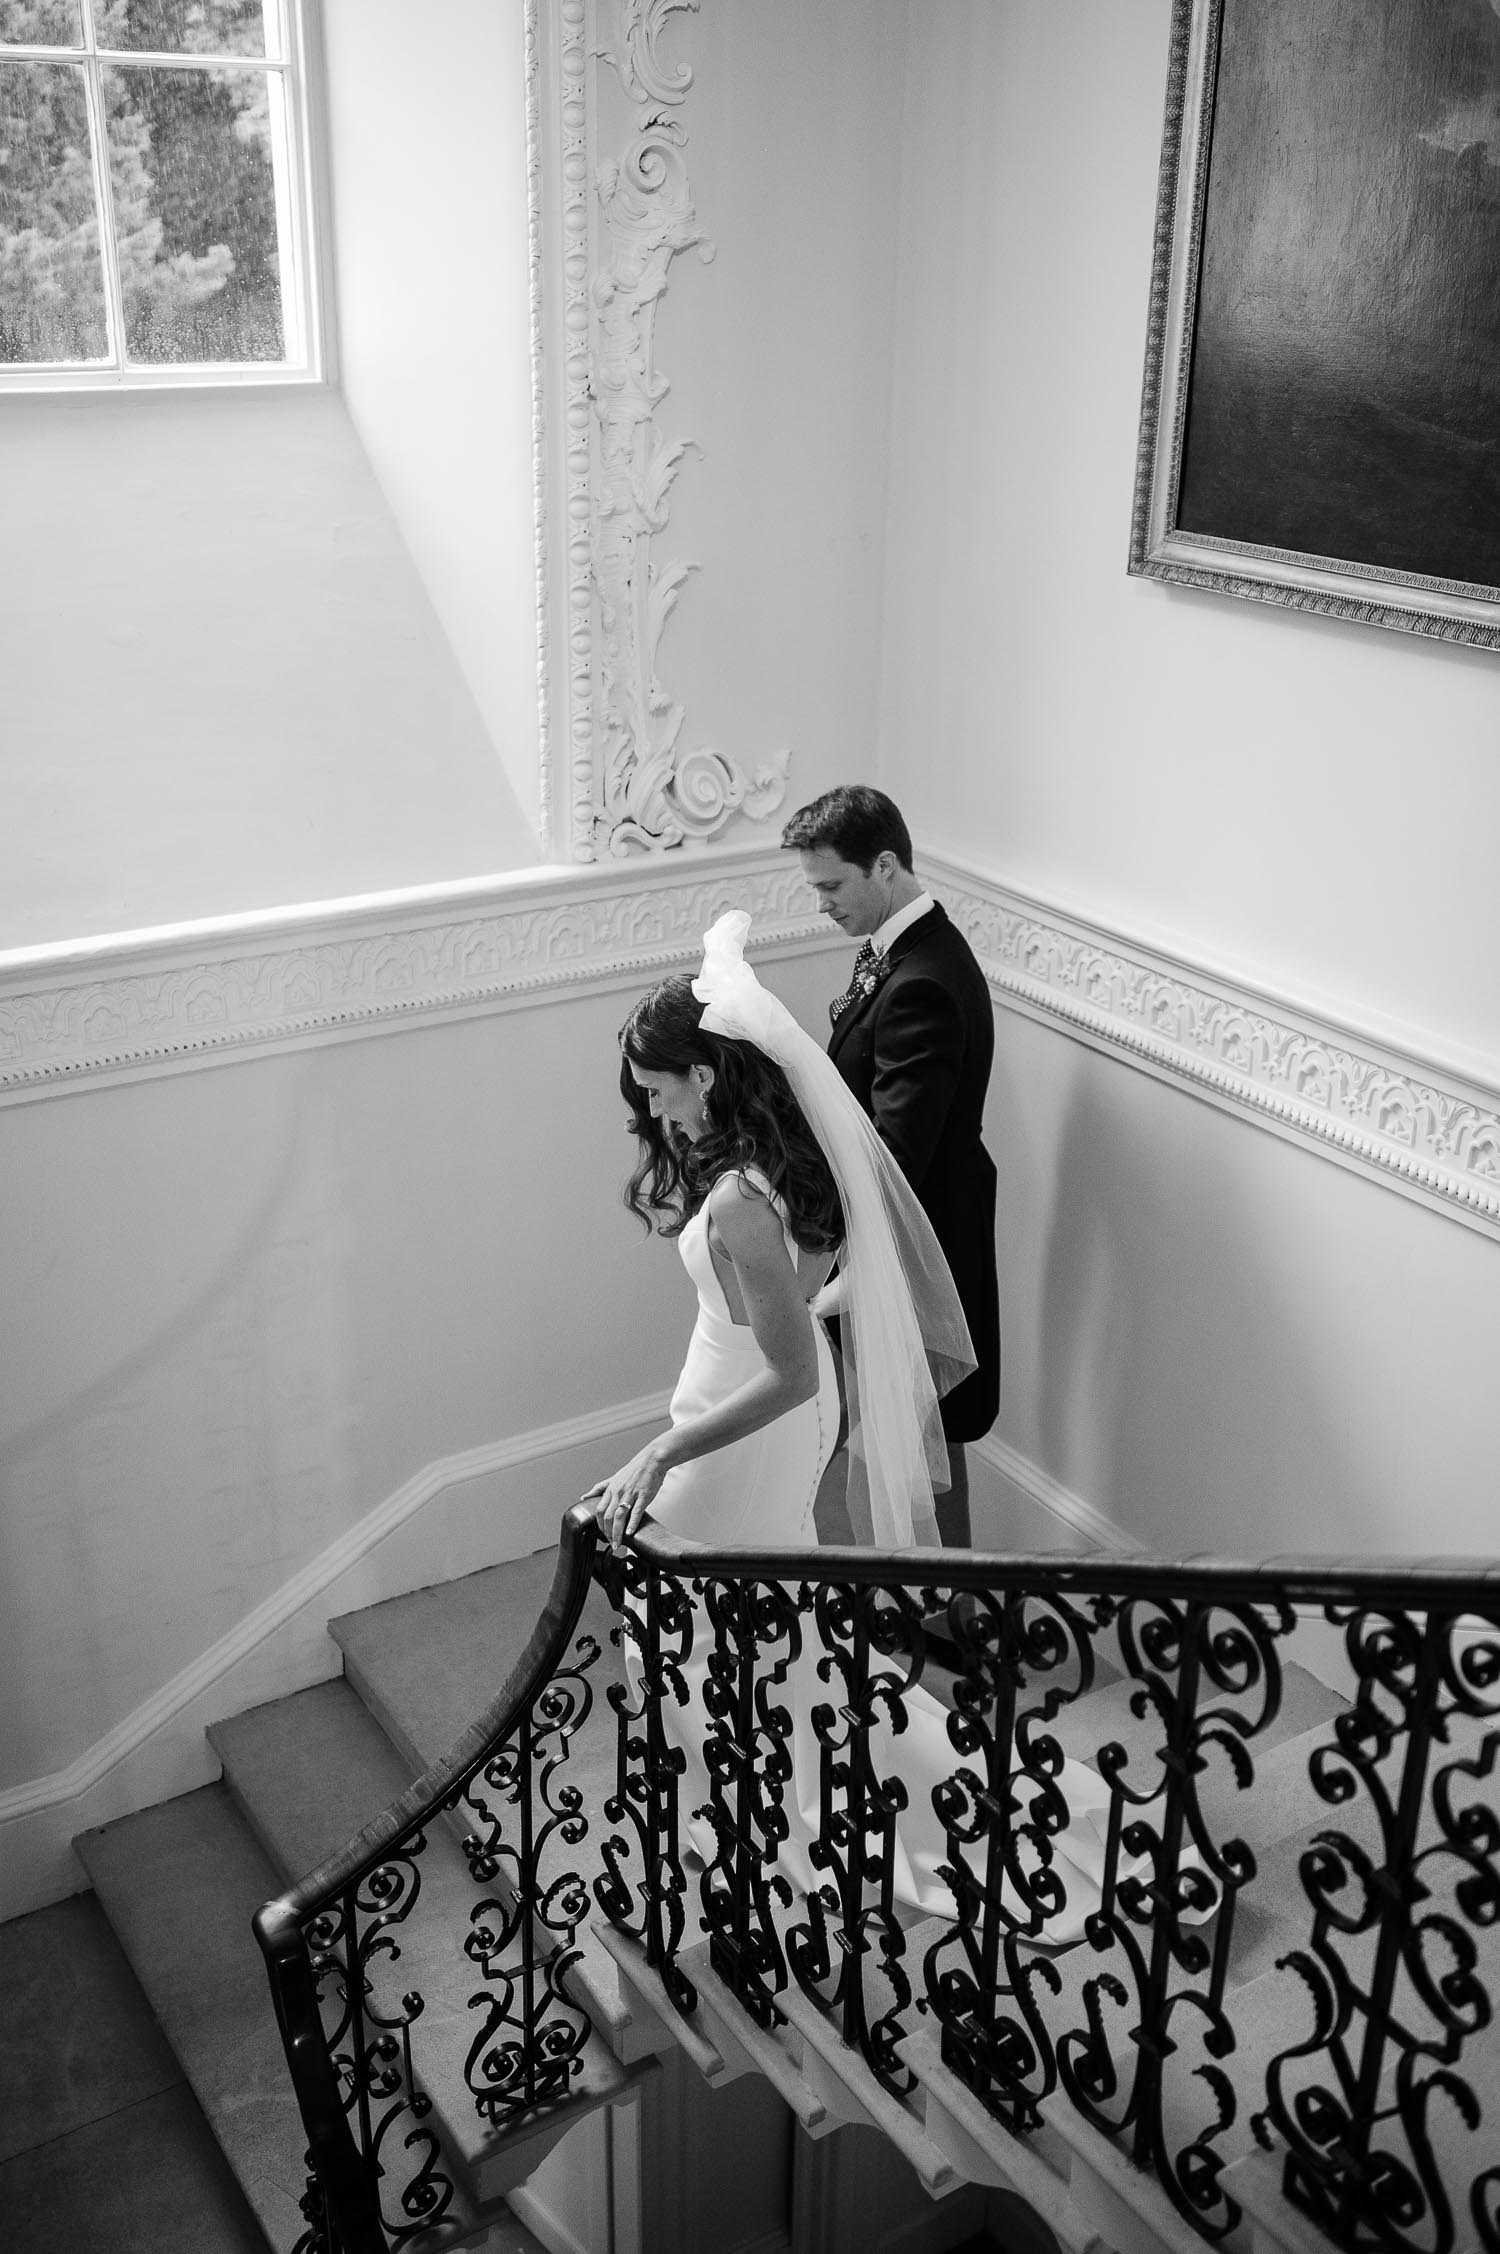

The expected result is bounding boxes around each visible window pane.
[94,2,270,59]
[0,4,83,47]
[0,59,108,361]
[105,61,284,363]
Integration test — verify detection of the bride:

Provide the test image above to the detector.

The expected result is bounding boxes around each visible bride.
[584,911,1124,1939]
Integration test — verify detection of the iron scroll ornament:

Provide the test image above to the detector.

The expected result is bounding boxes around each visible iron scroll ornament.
[254,1510,607,2254]
[595,1529,1500,2253]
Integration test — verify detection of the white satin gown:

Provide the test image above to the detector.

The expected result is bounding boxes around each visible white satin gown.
[630,1170,1124,1947]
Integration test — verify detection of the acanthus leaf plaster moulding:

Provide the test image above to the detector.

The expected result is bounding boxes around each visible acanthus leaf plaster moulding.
[4,844,1498,1251]
[924,851,1500,1243]
[0,852,829,1105]
[544,0,790,860]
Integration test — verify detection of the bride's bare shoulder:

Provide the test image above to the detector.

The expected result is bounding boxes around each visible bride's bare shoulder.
[704,1169,778,1239]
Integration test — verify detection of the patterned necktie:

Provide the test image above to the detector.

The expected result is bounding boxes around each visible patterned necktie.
[830,938,879,1025]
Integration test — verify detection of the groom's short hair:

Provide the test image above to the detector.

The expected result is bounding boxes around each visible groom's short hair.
[781,786,914,874]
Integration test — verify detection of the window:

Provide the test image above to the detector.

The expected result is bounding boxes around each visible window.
[0,1,318,383]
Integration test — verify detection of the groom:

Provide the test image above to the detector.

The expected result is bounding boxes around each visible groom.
[782,786,1000,1546]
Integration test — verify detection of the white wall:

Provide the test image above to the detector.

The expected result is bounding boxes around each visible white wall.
[984,1003,1500,1559]
[0,985,673,1793]
[881,0,1500,1072]
[318,0,545,842]
[0,389,539,952]
[0,2,544,957]
[0,938,842,1909]
[881,0,1500,1555]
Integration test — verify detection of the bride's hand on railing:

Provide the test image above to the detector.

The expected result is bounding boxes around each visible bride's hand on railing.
[582,1441,671,1550]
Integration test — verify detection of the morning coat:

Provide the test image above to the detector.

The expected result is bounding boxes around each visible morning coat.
[827,902,1000,1442]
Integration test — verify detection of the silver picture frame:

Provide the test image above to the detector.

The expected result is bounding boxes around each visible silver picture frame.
[1129,0,1500,652]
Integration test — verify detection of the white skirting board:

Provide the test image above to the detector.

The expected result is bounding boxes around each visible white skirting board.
[970,1434,1143,1559]
[968,1436,1480,1713]
[0,1391,672,1923]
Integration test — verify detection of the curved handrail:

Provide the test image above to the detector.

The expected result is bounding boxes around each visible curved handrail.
[623,1524,1500,1610]
[252,1502,602,2254]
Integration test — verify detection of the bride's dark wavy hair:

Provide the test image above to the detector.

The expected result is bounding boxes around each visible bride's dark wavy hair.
[619,976,843,1249]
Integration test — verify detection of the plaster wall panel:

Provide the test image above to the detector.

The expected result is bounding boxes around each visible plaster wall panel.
[985,1001,1500,1561]
[318,0,545,842]
[0,388,537,950]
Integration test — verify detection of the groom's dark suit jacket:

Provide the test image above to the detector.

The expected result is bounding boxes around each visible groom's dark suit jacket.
[828,903,1000,1441]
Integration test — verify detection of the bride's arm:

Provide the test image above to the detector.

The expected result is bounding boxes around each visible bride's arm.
[587,1179,820,1547]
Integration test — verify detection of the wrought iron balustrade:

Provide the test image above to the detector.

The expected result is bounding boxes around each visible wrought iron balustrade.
[256,1506,1500,2254]
[598,1531,1500,2253]
[254,1509,607,2254]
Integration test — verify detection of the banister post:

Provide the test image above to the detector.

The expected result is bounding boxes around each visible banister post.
[253,1897,387,2254]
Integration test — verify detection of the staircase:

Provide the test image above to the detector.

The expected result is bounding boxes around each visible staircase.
[69,1521,1500,2254]
[74,1550,627,2254]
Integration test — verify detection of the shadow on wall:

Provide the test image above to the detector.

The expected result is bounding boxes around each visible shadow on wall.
[1034,1058,1366,1559]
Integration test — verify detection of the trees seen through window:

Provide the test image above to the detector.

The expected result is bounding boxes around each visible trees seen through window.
[0,1,315,378]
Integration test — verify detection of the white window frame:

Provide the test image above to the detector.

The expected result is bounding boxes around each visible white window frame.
[0,0,323,390]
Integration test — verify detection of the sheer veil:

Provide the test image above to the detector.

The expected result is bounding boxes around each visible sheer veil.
[693,911,974,1549]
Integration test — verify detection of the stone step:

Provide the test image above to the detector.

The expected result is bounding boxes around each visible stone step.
[74,1782,352,2254]
[75,1781,555,2252]
[1204,1835,1500,2237]
[212,1675,651,2210]
[0,1891,269,2254]
[552,1655,1366,2254]
[1028,1773,1500,2249]
[325,1551,668,2070]
[209,1677,417,1884]
[326,1550,620,1776]
[867,1720,1359,2214]
[1049,1659,1346,1785]
[1221,2148,1343,2254]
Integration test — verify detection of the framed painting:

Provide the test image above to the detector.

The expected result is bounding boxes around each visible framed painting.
[1130,0,1500,649]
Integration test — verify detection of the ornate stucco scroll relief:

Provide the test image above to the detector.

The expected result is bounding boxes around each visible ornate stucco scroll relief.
[525,0,553,853]
[0,852,828,1106]
[923,850,1500,1242]
[578,0,790,857]
[553,0,598,859]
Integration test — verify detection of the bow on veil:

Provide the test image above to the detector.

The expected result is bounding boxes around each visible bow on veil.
[693,911,973,1549]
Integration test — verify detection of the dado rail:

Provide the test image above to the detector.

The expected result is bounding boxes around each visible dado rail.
[255,1508,1500,2254]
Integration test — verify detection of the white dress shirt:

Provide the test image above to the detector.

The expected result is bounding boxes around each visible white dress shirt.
[871,891,935,955]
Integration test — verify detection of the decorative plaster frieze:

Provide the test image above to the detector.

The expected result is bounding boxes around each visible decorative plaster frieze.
[0,854,827,1105]
[924,851,1500,1242]
[543,0,789,857]
[7,845,1496,1244]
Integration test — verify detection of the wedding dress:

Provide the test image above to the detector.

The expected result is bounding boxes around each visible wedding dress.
[629,1168,1126,1947]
